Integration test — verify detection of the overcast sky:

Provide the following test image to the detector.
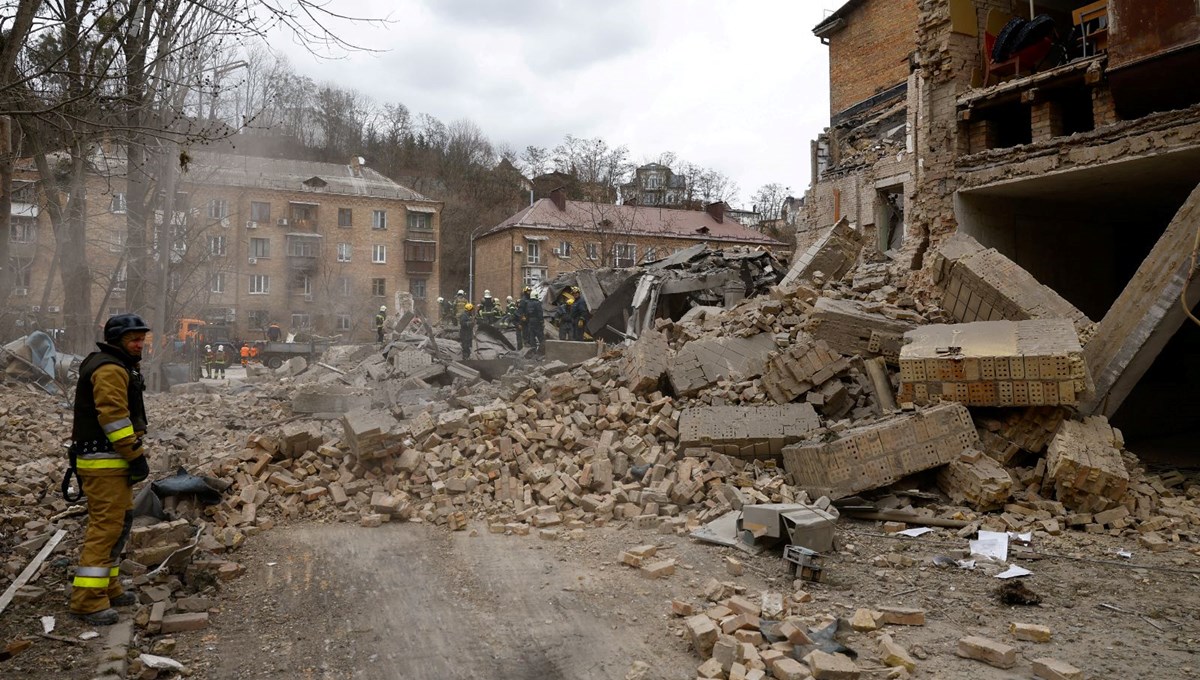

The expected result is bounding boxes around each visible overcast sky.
[275,1,846,207]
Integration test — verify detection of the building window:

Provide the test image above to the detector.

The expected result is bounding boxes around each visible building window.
[248,309,269,329]
[209,235,226,257]
[112,264,128,292]
[291,313,311,329]
[337,314,352,331]
[644,247,658,262]
[410,278,427,299]
[292,274,313,296]
[372,244,386,263]
[526,240,541,265]
[11,219,35,244]
[208,198,229,219]
[337,242,352,262]
[645,174,661,190]
[372,210,387,230]
[522,267,547,289]
[585,242,599,261]
[11,258,32,288]
[371,278,386,297]
[613,243,636,268]
[338,208,353,227]
[404,241,436,261]
[250,201,271,222]
[250,237,270,258]
[407,212,431,231]
[110,193,127,214]
[210,272,225,293]
[337,276,351,297]
[287,236,318,257]
[249,274,270,294]
[556,241,571,257]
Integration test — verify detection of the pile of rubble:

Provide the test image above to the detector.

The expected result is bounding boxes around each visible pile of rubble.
[4,230,1199,678]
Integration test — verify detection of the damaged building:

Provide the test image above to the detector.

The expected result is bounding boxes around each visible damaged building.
[803,0,1200,457]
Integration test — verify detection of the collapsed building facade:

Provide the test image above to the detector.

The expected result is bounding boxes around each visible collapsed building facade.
[803,0,1200,457]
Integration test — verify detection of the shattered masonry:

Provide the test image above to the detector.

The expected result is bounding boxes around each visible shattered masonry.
[898,319,1089,407]
[782,403,979,499]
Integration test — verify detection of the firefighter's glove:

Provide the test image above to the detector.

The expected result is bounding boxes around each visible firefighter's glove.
[128,455,150,485]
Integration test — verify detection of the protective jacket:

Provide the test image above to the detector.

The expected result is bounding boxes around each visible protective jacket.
[70,343,146,477]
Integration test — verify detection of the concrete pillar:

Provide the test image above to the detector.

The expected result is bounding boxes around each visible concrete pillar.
[1091,86,1119,128]
[1030,100,1064,141]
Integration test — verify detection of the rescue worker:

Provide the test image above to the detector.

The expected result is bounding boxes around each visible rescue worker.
[555,291,573,340]
[437,296,451,326]
[453,289,468,318]
[203,344,214,379]
[520,287,545,355]
[375,305,387,344]
[478,289,500,326]
[267,322,282,342]
[239,343,250,367]
[570,287,590,341]
[214,345,228,379]
[509,294,524,350]
[459,302,475,360]
[65,314,152,625]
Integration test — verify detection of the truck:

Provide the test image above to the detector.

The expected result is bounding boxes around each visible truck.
[255,339,331,369]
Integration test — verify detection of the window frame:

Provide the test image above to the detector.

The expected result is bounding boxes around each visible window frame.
[407,212,432,231]
[336,242,352,262]
[208,198,229,220]
[372,209,387,230]
[249,274,270,294]
[250,201,271,223]
[338,208,353,228]
[372,244,387,263]
[250,237,271,259]
[209,235,227,257]
[210,271,225,294]
[371,278,386,297]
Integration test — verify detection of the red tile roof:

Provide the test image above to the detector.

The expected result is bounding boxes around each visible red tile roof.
[484,199,784,246]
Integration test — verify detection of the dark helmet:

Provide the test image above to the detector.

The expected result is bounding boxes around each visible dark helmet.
[104,314,151,344]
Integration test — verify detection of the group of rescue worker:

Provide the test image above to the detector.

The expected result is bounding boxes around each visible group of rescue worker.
[435,286,589,359]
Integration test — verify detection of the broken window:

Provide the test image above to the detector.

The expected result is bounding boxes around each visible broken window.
[876,187,904,251]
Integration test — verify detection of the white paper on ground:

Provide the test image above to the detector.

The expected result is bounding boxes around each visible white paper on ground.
[1009,531,1033,544]
[970,530,1009,562]
[1116,550,1133,559]
[79,631,100,640]
[956,559,977,569]
[40,616,55,634]
[995,565,1033,579]
[897,527,934,538]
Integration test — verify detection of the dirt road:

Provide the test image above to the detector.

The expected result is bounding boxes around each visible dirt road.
[193,523,696,679]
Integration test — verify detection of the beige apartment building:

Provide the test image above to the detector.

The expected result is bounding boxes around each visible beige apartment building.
[8,151,441,343]
[474,188,783,301]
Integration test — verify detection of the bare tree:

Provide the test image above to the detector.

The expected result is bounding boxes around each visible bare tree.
[751,183,789,224]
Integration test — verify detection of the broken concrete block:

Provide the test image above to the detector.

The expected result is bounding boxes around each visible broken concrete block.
[898,320,1089,407]
[640,559,676,578]
[779,620,813,645]
[696,657,723,679]
[672,600,696,617]
[878,634,916,672]
[1010,622,1052,642]
[937,449,1013,511]
[782,403,978,499]
[878,607,925,626]
[956,635,1016,669]
[725,556,744,576]
[619,329,672,394]
[677,403,821,459]
[159,613,209,634]
[850,608,880,631]
[804,649,860,679]
[781,217,864,287]
[1043,416,1130,513]
[931,231,1093,339]
[760,336,853,404]
[808,297,917,363]
[686,614,719,657]
[773,656,814,680]
[667,332,776,397]
[975,406,1066,464]
[1032,657,1085,680]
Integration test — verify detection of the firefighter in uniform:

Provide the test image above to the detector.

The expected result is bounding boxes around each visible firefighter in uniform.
[375,305,387,344]
[203,344,214,379]
[459,302,475,360]
[214,345,227,379]
[65,314,152,625]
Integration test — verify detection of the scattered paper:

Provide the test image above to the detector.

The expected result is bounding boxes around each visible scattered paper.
[896,527,934,538]
[970,530,1009,562]
[956,559,977,570]
[995,565,1033,579]
[1008,531,1033,544]
[79,631,100,641]
[1116,550,1133,559]
[40,616,55,634]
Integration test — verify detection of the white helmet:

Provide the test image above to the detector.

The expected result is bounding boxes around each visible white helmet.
[205,344,211,350]
[217,344,224,351]
[483,290,492,298]
[506,296,513,302]
[380,305,387,312]
[457,289,465,296]
[437,296,445,303]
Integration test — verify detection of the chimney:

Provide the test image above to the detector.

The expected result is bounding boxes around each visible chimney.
[705,201,725,224]
[549,186,567,211]
[350,156,365,177]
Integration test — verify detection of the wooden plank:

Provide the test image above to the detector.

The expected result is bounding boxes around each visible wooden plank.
[0,529,67,616]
